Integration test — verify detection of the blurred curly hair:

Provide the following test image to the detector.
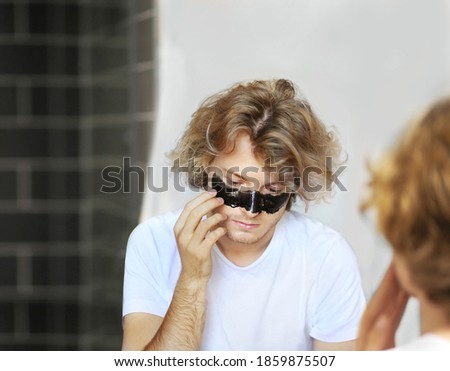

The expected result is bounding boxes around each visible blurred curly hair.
[362,96,450,314]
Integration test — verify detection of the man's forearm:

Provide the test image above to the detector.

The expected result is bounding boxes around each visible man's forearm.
[143,274,208,350]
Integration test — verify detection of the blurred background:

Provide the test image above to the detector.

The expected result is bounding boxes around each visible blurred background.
[0,0,449,351]
[0,0,154,349]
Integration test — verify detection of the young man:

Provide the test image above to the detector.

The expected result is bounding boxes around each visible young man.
[122,79,366,350]
[357,96,450,350]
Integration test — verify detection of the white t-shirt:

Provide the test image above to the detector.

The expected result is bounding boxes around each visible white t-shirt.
[393,334,450,351]
[122,209,366,350]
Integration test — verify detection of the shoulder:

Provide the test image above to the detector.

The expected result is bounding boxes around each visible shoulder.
[282,210,352,254]
[126,209,181,256]
[280,210,359,278]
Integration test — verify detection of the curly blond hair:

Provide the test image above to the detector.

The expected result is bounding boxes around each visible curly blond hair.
[363,96,450,313]
[169,79,343,210]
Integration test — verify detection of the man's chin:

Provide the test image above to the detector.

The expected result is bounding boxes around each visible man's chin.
[224,230,260,245]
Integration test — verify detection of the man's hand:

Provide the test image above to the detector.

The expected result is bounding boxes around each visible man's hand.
[124,191,227,351]
[174,190,227,281]
[356,262,410,350]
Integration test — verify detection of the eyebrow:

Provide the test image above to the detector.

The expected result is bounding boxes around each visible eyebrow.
[217,167,282,187]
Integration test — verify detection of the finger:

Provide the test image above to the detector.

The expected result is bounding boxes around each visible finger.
[358,293,408,350]
[189,213,227,248]
[368,290,409,350]
[200,226,227,250]
[174,190,217,235]
[359,263,401,331]
[390,288,409,331]
[358,264,396,337]
[357,264,410,350]
[180,197,224,237]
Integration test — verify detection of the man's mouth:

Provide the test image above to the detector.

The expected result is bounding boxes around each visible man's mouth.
[232,220,259,230]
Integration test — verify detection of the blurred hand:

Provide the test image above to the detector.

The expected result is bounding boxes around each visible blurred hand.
[173,191,227,281]
[356,262,410,350]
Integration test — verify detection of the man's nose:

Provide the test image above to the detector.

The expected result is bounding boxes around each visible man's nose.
[240,191,261,216]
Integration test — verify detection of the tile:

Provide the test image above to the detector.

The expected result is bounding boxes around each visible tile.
[0,4,14,34]
[89,5,127,33]
[0,257,17,286]
[32,87,80,116]
[0,171,17,200]
[0,45,47,75]
[29,301,80,335]
[92,126,128,156]
[28,301,47,333]
[0,302,14,332]
[136,70,153,113]
[138,0,153,13]
[0,86,17,116]
[0,128,48,158]
[137,18,154,63]
[91,46,127,73]
[0,128,79,158]
[28,3,48,34]
[0,213,79,242]
[29,4,79,35]
[32,256,80,286]
[31,170,80,200]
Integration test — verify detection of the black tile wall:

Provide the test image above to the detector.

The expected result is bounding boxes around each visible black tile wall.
[0,214,49,242]
[0,344,48,351]
[92,86,128,115]
[0,129,48,157]
[0,4,14,34]
[32,256,81,286]
[0,86,17,115]
[29,4,80,35]
[92,302,122,336]
[0,171,17,200]
[93,165,130,208]
[0,303,14,333]
[0,0,155,351]
[0,45,79,76]
[48,213,80,242]
[28,4,48,35]
[0,129,78,158]
[0,45,48,75]
[0,213,79,242]
[0,257,17,286]
[32,87,80,116]
[92,126,129,156]
[92,210,130,241]
[31,170,80,200]
[29,302,80,334]
[138,0,153,13]
[138,18,154,63]
[137,70,154,112]
[92,46,128,73]
[89,6,128,32]
[48,46,79,76]
[28,302,48,334]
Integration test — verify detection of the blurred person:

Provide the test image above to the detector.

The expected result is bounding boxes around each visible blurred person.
[121,79,365,350]
[357,96,450,350]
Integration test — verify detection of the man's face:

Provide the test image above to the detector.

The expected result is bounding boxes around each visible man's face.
[207,132,289,247]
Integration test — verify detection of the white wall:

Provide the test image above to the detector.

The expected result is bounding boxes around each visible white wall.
[141,0,450,346]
